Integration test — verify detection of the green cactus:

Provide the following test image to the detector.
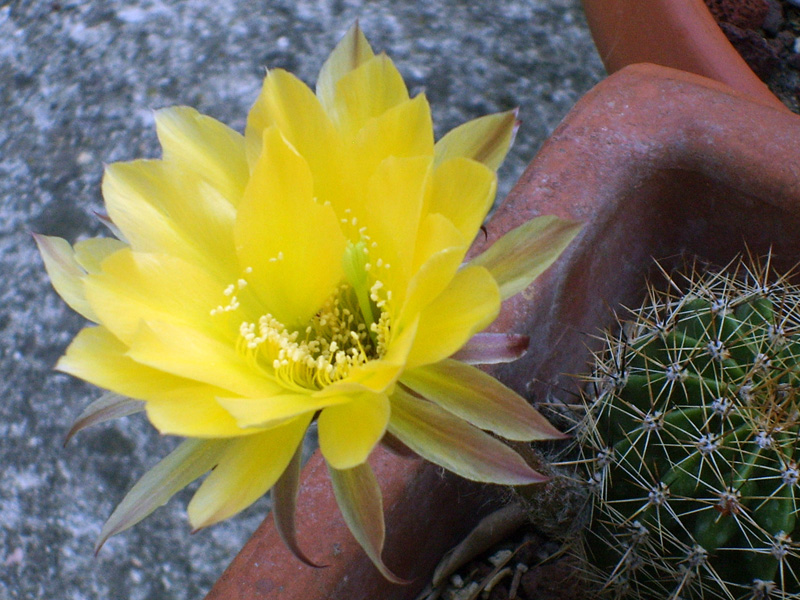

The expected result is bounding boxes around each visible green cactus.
[578,256,800,600]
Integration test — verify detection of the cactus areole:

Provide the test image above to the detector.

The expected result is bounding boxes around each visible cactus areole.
[582,256,800,600]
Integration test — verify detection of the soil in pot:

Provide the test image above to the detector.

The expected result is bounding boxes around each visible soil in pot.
[704,0,800,112]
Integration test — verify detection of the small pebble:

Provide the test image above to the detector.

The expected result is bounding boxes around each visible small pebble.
[788,53,800,69]
[4,548,23,567]
[488,549,513,567]
[452,582,480,600]
[762,0,784,36]
[777,30,795,50]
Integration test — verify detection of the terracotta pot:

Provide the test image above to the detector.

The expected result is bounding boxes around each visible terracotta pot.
[581,0,787,110]
[207,64,800,599]
[206,447,507,600]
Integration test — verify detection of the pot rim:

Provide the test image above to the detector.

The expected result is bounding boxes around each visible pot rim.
[581,0,787,111]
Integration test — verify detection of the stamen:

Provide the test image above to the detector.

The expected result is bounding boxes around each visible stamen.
[236,281,392,390]
[211,269,254,317]
[229,235,397,391]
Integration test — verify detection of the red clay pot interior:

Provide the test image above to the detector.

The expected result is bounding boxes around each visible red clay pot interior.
[581,0,786,110]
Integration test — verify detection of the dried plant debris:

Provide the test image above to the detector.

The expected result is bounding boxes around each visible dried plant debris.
[419,512,582,600]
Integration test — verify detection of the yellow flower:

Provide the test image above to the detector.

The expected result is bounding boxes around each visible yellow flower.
[37,25,580,579]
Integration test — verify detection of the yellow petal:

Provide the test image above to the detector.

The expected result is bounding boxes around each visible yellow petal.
[353,94,434,182]
[235,127,347,327]
[362,155,432,293]
[434,109,517,170]
[246,69,336,159]
[317,360,402,398]
[217,393,350,429]
[406,266,500,369]
[396,215,466,329]
[318,392,390,469]
[469,215,582,300]
[272,445,323,568]
[155,106,248,205]
[102,161,187,256]
[451,333,529,365]
[102,160,237,275]
[316,23,374,119]
[145,387,250,438]
[245,70,346,210]
[57,326,190,398]
[388,387,547,485]
[72,237,127,274]
[97,439,228,551]
[339,96,434,233]
[35,234,96,322]
[411,212,467,273]
[57,326,247,437]
[127,320,283,399]
[66,392,144,445]
[83,248,227,346]
[401,359,564,441]
[331,53,409,138]
[328,461,408,584]
[397,248,465,334]
[187,415,311,529]
[429,158,497,242]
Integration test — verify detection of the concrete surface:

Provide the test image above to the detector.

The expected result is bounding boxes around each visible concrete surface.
[0,1,604,598]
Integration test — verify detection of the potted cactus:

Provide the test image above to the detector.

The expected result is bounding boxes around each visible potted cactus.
[207,63,800,599]
[580,0,787,110]
[578,254,800,599]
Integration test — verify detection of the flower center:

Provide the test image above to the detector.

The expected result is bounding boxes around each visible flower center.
[233,241,392,392]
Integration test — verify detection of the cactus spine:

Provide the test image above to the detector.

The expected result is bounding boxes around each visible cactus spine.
[579,256,800,600]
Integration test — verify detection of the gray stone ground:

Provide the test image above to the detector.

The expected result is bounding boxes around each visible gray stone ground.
[0,1,604,598]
